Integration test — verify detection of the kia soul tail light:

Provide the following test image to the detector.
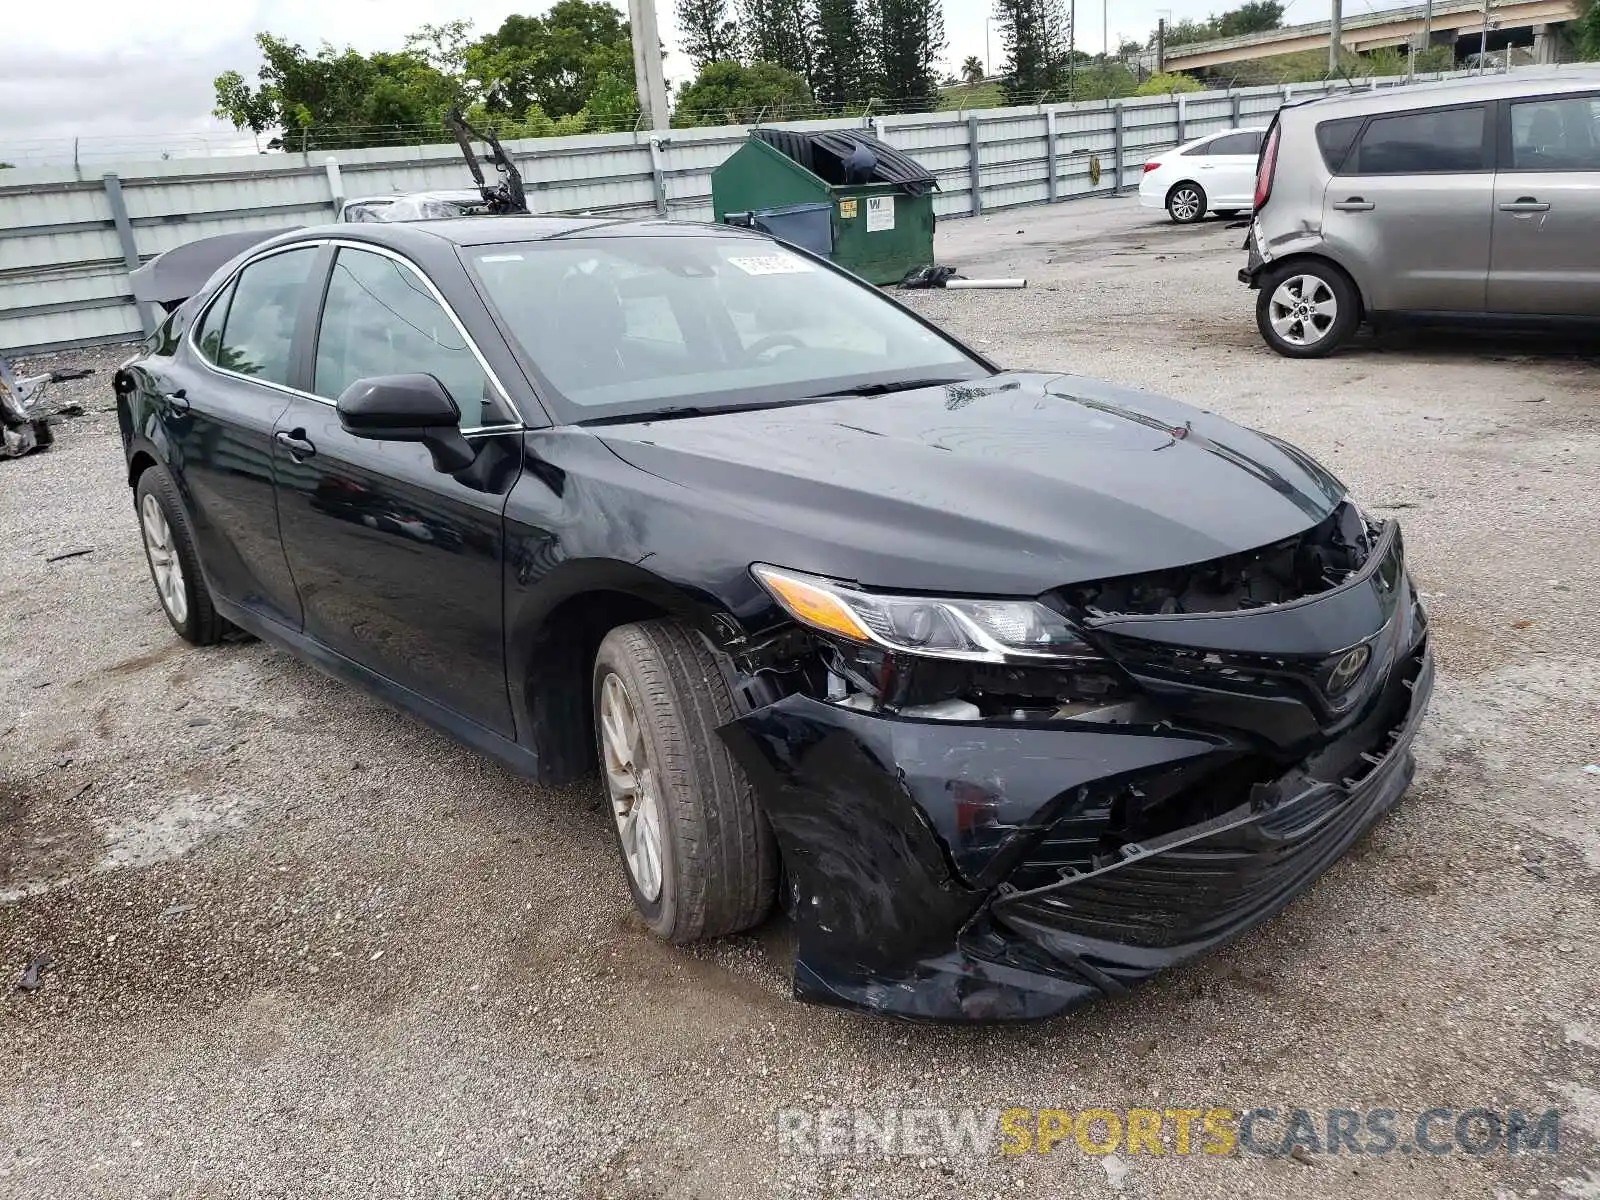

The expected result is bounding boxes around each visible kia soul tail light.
[1254,123,1280,210]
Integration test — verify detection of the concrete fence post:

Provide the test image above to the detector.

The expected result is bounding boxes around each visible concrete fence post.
[1230,91,1242,127]
[324,157,345,217]
[647,136,669,217]
[1176,93,1187,144]
[968,113,983,215]
[103,173,155,338]
[1045,109,1059,203]
[1112,103,1125,194]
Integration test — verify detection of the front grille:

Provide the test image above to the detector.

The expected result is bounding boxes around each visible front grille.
[1002,785,1375,950]
[996,646,1426,952]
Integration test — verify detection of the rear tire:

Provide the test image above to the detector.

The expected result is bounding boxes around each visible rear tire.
[1255,261,1360,358]
[134,464,225,645]
[1166,182,1207,223]
[592,619,776,943]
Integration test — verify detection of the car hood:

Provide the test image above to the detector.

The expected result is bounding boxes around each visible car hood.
[593,372,1346,595]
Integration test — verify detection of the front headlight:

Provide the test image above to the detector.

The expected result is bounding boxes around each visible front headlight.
[752,564,1100,663]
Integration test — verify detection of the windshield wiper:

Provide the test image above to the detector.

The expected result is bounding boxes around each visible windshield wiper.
[578,397,820,426]
[806,377,973,399]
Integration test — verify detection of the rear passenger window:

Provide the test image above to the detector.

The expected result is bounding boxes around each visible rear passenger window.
[192,281,236,365]
[215,248,319,385]
[1510,96,1600,170]
[1316,117,1364,173]
[1348,106,1487,174]
[1207,132,1262,156]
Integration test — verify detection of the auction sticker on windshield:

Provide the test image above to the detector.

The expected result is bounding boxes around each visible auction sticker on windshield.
[727,254,815,275]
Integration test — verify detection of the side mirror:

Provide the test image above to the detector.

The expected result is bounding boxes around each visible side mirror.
[336,374,477,473]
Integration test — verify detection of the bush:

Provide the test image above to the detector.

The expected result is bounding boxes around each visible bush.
[1135,71,1203,95]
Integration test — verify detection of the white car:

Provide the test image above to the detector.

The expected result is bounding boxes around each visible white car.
[1138,127,1267,224]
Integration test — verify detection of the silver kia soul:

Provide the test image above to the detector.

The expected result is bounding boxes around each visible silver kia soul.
[1240,71,1600,357]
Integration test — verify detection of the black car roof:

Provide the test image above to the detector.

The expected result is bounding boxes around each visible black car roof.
[280,215,768,250]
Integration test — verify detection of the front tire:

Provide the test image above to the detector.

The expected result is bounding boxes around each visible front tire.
[1255,261,1360,358]
[1166,182,1206,223]
[134,464,225,645]
[592,619,776,943]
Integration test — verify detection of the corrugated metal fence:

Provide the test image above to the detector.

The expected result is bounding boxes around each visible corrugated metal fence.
[0,73,1469,355]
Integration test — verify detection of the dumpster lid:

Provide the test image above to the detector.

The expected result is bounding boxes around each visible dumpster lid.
[750,128,938,196]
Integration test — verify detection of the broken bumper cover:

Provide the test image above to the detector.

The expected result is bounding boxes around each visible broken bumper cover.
[719,525,1432,1022]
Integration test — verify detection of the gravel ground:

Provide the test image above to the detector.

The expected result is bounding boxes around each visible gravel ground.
[2,197,1598,1199]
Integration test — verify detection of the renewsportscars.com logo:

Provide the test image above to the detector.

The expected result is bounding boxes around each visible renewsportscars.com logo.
[774,1106,1563,1159]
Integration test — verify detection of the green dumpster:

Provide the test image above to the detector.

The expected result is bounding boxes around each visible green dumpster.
[711,128,938,286]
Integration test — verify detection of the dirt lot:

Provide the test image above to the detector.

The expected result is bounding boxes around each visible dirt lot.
[2,196,1598,1199]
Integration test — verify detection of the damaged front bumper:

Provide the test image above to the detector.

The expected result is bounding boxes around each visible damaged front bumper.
[719,522,1432,1022]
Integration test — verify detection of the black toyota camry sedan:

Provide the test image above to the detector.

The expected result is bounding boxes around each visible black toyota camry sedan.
[114,216,1432,1021]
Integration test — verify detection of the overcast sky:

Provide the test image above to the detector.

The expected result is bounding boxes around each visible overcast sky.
[0,0,1304,164]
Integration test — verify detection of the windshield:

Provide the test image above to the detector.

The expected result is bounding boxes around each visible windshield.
[465,235,987,422]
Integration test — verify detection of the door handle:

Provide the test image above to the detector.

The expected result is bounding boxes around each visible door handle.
[1332,197,1375,211]
[1498,197,1550,213]
[159,386,188,412]
[274,429,316,459]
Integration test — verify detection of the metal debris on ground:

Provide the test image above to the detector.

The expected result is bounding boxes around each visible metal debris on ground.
[45,548,95,564]
[1,352,94,460]
[898,264,1027,290]
[16,953,54,992]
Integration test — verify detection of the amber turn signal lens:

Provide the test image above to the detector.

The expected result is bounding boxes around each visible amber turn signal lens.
[753,567,871,642]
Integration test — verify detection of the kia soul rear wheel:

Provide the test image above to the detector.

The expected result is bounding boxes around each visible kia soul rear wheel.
[592,619,776,942]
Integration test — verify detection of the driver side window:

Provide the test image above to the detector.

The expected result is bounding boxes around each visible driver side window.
[312,247,515,428]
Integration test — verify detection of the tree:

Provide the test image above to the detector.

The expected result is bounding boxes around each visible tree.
[741,0,818,89]
[673,59,813,124]
[405,20,475,75]
[993,0,1072,103]
[1576,0,1600,58]
[212,33,462,149]
[813,0,873,104]
[961,55,985,82]
[865,0,945,105]
[580,43,643,129]
[1216,0,1284,37]
[468,2,634,120]
[677,0,743,70]
[1154,1,1282,48]
[1159,18,1217,47]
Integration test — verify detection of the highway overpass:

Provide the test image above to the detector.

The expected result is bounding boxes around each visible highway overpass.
[1158,0,1577,71]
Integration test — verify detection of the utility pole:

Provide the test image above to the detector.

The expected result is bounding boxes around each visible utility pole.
[986,17,991,76]
[1478,0,1490,71]
[627,0,670,130]
[1156,17,1166,72]
[1069,0,1077,96]
[1329,0,1342,75]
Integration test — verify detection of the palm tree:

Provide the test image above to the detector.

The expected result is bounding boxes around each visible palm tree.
[961,55,985,84]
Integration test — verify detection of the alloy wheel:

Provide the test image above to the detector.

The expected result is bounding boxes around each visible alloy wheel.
[1169,187,1202,222]
[1267,275,1339,347]
[140,493,189,625]
[598,671,665,901]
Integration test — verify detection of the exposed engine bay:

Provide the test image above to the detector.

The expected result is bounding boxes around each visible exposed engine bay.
[1061,500,1379,617]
